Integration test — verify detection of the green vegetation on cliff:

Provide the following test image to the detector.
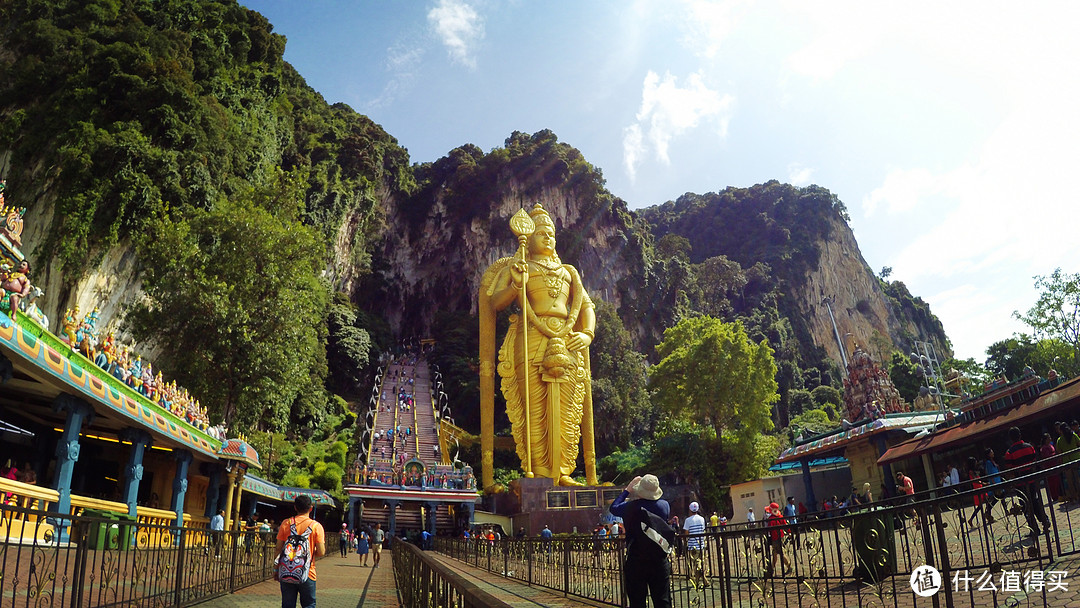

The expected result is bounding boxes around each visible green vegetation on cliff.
[0,0,415,495]
[0,0,412,277]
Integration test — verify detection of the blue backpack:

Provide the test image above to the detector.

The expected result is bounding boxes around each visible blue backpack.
[277,518,314,584]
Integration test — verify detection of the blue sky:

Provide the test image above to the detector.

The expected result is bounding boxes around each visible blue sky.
[242,0,1079,363]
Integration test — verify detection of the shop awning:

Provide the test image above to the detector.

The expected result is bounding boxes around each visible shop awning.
[878,376,1080,466]
[768,456,848,472]
[774,411,945,464]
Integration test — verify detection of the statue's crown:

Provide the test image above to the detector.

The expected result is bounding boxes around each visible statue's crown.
[528,203,554,228]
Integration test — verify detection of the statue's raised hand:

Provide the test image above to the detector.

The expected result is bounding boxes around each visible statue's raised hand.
[510,260,529,289]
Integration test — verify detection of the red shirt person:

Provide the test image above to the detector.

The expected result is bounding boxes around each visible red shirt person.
[1002,426,1049,536]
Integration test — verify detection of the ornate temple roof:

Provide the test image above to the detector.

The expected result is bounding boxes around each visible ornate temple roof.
[216,438,262,469]
[243,473,335,506]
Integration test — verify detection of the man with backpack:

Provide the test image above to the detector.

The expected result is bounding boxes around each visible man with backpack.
[609,474,673,608]
[275,495,326,608]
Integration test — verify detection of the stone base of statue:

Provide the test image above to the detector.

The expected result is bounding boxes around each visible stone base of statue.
[486,477,696,535]
[485,477,615,535]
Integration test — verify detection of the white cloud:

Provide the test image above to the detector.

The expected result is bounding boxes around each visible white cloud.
[677,0,755,59]
[786,163,814,186]
[784,3,887,80]
[622,70,734,180]
[864,85,1080,358]
[387,42,424,72]
[427,0,484,69]
[367,42,426,110]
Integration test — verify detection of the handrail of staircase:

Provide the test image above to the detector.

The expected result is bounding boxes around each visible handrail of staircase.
[393,540,513,608]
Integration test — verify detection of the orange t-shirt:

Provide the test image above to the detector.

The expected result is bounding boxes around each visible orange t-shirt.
[277,515,325,581]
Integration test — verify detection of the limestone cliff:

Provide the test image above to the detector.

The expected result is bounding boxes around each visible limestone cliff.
[353,133,649,337]
[639,181,951,373]
[792,213,950,367]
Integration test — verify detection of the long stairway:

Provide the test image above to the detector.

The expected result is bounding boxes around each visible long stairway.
[354,355,475,536]
[365,358,445,478]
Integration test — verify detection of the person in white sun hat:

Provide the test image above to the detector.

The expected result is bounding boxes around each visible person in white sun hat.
[609,475,673,608]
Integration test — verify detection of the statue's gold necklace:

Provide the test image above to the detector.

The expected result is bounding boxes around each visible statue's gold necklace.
[523,261,584,340]
[530,261,565,298]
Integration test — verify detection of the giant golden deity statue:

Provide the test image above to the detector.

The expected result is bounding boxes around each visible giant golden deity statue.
[479,204,598,489]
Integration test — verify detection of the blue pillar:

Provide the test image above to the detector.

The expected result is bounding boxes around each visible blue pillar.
[463,501,475,528]
[120,429,152,518]
[51,395,95,518]
[424,501,438,536]
[387,499,399,536]
[347,497,361,531]
[171,450,193,528]
[205,467,222,518]
[800,459,818,511]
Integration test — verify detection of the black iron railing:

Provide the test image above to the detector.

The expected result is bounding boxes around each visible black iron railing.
[392,540,513,608]
[0,504,339,607]
[436,456,1080,608]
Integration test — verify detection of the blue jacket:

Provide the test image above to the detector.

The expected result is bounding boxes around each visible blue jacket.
[609,490,670,559]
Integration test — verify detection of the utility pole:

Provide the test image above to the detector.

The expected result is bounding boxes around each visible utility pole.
[821,295,849,373]
[912,340,949,416]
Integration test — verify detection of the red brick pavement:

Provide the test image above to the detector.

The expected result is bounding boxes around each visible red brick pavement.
[192,554,399,607]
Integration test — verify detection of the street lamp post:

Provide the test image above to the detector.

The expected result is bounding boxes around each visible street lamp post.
[821,295,849,373]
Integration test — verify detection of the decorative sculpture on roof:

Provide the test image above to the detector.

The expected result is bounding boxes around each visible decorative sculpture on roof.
[479,204,598,490]
[21,285,47,328]
[61,306,80,345]
[0,259,32,319]
[841,343,909,421]
[0,182,229,443]
[0,182,27,249]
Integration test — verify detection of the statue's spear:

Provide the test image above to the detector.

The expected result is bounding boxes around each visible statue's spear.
[509,208,536,478]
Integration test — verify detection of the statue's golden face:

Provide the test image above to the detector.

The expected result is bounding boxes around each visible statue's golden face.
[529,225,556,255]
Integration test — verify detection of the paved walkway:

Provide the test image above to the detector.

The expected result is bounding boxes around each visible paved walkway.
[194,551,606,608]
[193,554,399,608]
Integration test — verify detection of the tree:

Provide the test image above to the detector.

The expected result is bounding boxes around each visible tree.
[879,266,893,280]
[1015,268,1080,363]
[649,316,778,454]
[326,295,373,394]
[589,300,652,454]
[126,178,329,432]
[810,385,841,408]
[887,351,922,403]
[984,337,1038,382]
[985,335,1077,381]
[789,408,836,438]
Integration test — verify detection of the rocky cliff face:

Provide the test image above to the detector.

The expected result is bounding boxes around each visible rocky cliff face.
[5,135,948,381]
[794,214,951,367]
[0,153,140,345]
[360,179,641,333]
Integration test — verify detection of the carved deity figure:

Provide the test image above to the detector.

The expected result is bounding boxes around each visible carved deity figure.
[0,259,32,317]
[62,306,80,345]
[479,204,598,489]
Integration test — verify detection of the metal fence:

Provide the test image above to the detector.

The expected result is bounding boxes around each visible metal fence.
[0,503,340,607]
[393,540,513,608]
[436,456,1080,608]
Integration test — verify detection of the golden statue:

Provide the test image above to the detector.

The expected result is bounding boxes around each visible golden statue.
[479,204,598,489]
